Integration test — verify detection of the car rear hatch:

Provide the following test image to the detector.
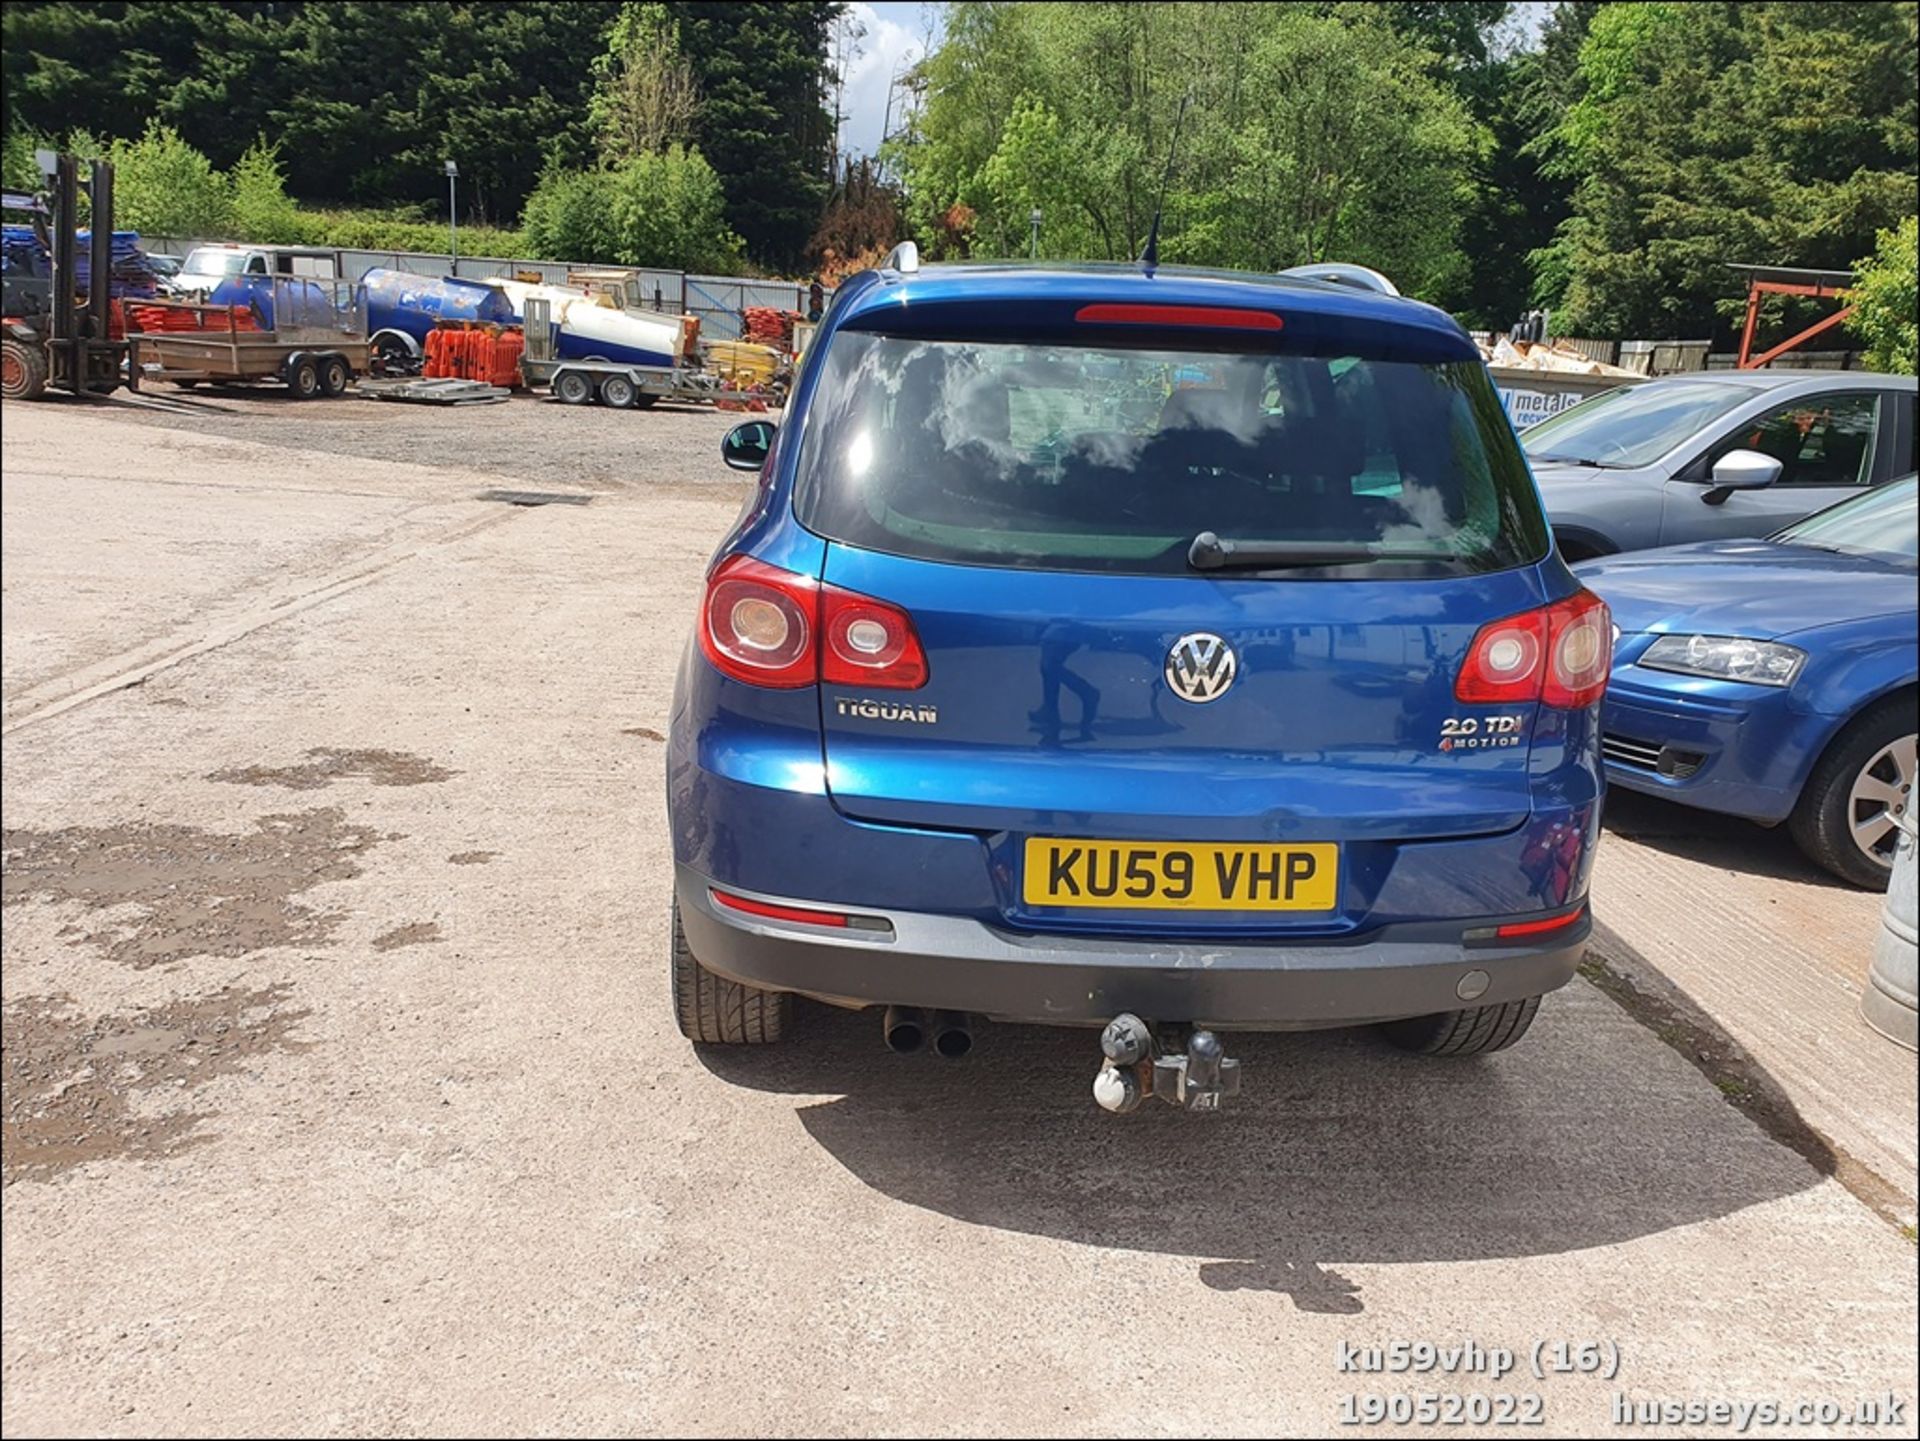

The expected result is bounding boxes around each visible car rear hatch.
[791,289,1573,933]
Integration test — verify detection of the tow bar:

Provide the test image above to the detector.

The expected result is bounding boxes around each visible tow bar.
[1092,1013,1242,1114]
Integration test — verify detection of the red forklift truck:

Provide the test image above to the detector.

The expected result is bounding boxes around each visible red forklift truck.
[2,153,128,401]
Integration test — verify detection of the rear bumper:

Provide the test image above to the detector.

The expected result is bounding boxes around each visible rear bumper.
[676,864,1587,1029]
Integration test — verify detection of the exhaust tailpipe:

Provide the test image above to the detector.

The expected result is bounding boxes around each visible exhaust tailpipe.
[930,1010,974,1059]
[883,1005,928,1054]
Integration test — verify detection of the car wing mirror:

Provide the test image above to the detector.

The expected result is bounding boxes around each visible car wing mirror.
[1705,448,1782,502]
[721,420,777,472]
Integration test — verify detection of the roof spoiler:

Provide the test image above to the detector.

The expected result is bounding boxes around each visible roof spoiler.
[1277,262,1399,297]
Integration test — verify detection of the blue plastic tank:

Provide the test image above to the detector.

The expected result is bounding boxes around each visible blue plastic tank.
[360,268,514,342]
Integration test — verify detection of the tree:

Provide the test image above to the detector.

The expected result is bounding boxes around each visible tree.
[590,3,700,163]
[1196,9,1481,293]
[107,120,233,237]
[3,1,620,222]
[810,156,905,276]
[898,4,1479,298]
[1849,216,1918,374]
[522,145,743,271]
[669,2,841,270]
[1372,0,1513,72]
[229,139,314,244]
[1431,2,1597,329]
[1,1,841,266]
[1540,1,1918,339]
[2,124,50,192]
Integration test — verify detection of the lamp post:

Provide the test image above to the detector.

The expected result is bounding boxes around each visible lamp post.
[1029,207,1042,260]
[444,160,459,275]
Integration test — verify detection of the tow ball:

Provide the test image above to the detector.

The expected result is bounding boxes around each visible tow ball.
[1092,1013,1242,1114]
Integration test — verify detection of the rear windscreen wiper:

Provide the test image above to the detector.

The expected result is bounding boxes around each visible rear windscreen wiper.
[1188,532,1408,571]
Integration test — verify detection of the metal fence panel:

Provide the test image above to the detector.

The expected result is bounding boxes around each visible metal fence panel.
[683,276,807,341]
[146,236,703,319]
[1554,336,1621,366]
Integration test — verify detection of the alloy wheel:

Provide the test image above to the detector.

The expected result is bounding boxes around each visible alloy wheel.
[1849,733,1917,867]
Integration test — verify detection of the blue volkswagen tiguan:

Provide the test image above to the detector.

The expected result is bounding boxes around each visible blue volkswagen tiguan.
[667,249,1609,1110]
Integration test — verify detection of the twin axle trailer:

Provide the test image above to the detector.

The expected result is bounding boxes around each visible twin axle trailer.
[515,297,749,409]
[127,279,370,397]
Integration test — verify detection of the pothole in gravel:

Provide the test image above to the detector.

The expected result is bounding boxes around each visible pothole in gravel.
[1,809,381,968]
[2,983,311,1184]
[208,747,457,790]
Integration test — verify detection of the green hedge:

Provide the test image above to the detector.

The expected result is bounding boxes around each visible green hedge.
[301,209,527,258]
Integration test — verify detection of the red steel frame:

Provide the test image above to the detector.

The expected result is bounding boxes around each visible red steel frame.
[1736,276,1856,370]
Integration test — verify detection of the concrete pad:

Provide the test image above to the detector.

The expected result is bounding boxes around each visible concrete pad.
[3,409,1914,1437]
[1593,792,1919,1219]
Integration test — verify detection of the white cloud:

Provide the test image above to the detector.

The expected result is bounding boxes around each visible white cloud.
[837,2,928,160]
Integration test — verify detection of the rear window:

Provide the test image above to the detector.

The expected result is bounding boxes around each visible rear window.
[794,333,1548,576]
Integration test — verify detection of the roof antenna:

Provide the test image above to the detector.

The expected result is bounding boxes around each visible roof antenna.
[1139,90,1193,278]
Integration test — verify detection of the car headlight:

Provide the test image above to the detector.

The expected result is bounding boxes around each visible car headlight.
[1639,634,1806,687]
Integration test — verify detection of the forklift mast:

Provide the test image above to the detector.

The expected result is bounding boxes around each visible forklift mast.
[2,152,127,399]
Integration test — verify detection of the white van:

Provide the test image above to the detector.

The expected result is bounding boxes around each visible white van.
[171,245,340,296]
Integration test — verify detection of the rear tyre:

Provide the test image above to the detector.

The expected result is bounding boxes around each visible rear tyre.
[598,373,638,409]
[318,353,351,397]
[289,356,321,399]
[554,370,594,406]
[1380,996,1541,1056]
[2,336,48,401]
[1790,694,1916,889]
[670,902,791,1044]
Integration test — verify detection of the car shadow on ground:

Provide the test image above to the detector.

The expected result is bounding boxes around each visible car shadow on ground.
[1602,787,1853,888]
[697,962,1834,1313]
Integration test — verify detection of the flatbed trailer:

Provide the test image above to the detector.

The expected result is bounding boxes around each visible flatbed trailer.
[127,279,371,398]
[517,298,759,409]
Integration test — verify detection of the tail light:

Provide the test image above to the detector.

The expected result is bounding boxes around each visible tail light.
[699,555,928,690]
[1456,591,1610,709]
[821,592,928,687]
[700,556,816,687]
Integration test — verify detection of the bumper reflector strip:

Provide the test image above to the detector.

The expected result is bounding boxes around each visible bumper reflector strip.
[711,890,850,928]
[1464,905,1589,944]
[709,890,893,934]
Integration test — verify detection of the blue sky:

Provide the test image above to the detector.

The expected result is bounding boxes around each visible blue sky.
[837,2,945,159]
[836,3,1554,160]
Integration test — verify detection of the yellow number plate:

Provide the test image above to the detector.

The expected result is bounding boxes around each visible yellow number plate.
[1022,838,1338,911]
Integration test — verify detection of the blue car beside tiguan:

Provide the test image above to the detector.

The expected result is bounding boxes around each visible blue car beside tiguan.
[667,248,1611,1110]
[1578,477,1918,889]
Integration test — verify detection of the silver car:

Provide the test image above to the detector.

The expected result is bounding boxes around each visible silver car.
[1522,370,1918,559]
